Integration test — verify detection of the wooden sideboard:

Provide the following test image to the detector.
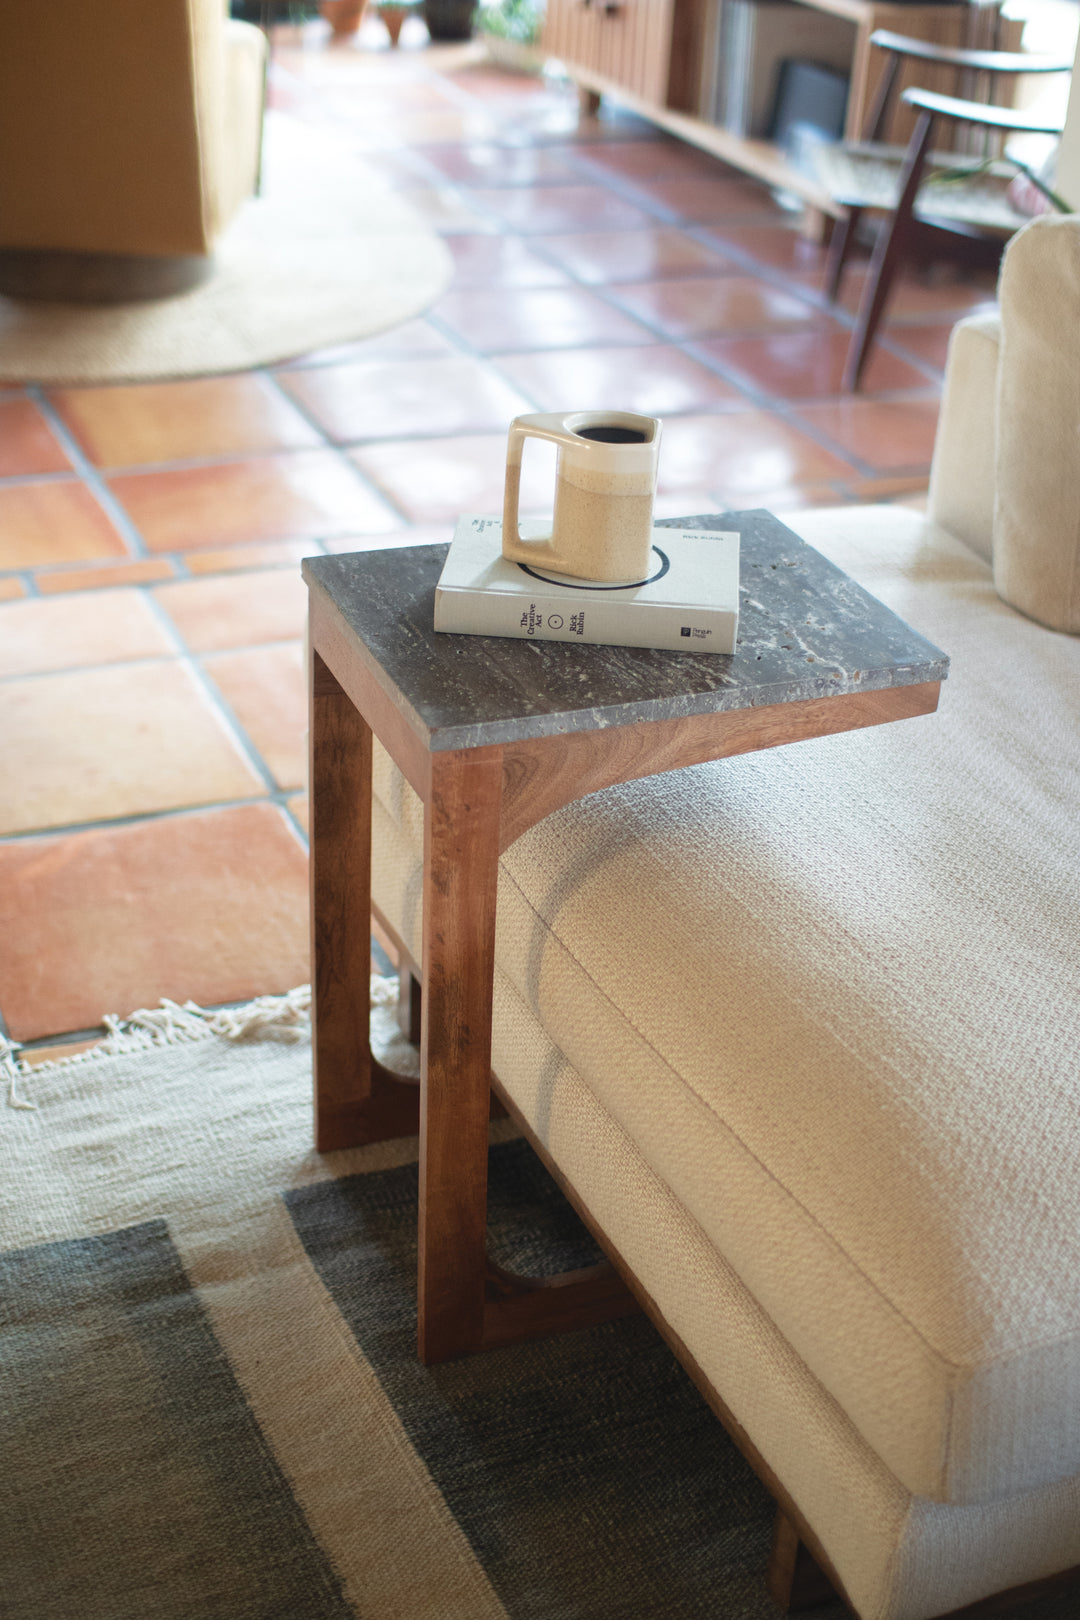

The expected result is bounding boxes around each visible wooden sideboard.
[540,0,1023,214]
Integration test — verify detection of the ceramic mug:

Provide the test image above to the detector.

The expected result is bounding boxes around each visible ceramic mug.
[501,410,662,584]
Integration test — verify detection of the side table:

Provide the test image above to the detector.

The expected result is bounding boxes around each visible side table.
[303,511,948,1365]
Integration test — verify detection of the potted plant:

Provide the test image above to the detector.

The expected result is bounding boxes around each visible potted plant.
[475,0,543,68]
[420,0,477,38]
[377,0,419,43]
[319,0,368,34]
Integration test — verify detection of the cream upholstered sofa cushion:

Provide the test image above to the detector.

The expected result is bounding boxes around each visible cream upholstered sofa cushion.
[926,313,1000,564]
[492,965,1080,1620]
[371,507,1080,1510]
[994,213,1080,633]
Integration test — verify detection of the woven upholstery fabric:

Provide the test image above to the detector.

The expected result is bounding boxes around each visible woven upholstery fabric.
[812,143,1027,232]
[491,966,1080,1620]
[927,314,1000,564]
[370,507,1080,1509]
[994,213,1080,633]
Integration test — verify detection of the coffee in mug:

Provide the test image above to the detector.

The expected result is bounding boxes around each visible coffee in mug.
[501,410,662,584]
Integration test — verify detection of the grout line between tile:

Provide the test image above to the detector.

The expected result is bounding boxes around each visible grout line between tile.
[30,387,152,559]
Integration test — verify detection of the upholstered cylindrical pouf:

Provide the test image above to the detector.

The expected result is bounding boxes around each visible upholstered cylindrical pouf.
[993,213,1080,635]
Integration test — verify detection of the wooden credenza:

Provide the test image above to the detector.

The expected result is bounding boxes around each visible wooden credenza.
[540,0,1023,213]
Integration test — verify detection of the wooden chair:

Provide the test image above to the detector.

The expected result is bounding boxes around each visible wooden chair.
[814,30,1072,389]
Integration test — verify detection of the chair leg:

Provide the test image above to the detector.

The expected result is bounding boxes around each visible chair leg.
[842,109,935,392]
[825,207,860,304]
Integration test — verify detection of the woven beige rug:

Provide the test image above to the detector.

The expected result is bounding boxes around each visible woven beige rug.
[0,113,453,384]
[0,980,797,1620]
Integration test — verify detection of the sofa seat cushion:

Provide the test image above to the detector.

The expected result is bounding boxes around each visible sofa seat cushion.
[370,509,1080,1509]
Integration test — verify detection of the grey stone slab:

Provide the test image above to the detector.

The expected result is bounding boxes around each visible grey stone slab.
[303,510,949,752]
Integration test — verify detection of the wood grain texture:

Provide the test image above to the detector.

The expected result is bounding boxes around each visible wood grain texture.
[498,680,940,852]
[308,585,431,804]
[310,652,422,1151]
[417,745,505,1364]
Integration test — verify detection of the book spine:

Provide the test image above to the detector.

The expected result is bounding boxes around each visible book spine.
[434,587,737,654]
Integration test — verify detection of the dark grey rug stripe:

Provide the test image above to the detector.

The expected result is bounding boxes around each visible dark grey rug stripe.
[286,1138,804,1620]
[0,1220,354,1620]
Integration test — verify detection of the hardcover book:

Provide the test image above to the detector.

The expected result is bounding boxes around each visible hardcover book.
[434,515,740,654]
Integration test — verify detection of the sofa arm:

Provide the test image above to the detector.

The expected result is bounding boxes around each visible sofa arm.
[994,213,1080,635]
[926,312,1001,564]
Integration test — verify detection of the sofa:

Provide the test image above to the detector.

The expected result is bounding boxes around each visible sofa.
[366,212,1080,1620]
[0,0,266,301]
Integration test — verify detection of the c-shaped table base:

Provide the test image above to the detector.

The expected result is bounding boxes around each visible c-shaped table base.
[309,617,940,1366]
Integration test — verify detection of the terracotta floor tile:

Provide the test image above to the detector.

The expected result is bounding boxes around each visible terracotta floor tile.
[0,578,26,601]
[433,285,654,352]
[575,139,736,183]
[416,143,579,186]
[703,223,831,278]
[442,234,571,287]
[655,412,854,498]
[184,539,320,575]
[0,398,72,476]
[0,588,175,678]
[496,345,743,415]
[698,329,931,401]
[48,375,323,469]
[154,569,307,653]
[465,184,661,234]
[278,354,531,442]
[351,433,553,524]
[792,397,941,473]
[0,481,129,570]
[0,661,265,836]
[109,450,402,551]
[21,1037,103,1065]
[628,175,780,222]
[287,793,309,837]
[204,643,306,791]
[392,182,505,233]
[881,323,953,373]
[281,317,459,368]
[837,263,999,321]
[532,228,730,284]
[614,276,818,340]
[0,804,309,1040]
[36,558,176,593]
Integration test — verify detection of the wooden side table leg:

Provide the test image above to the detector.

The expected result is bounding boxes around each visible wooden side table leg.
[310,649,420,1152]
[417,745,504,1364]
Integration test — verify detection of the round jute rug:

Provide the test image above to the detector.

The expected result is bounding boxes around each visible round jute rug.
[0,112,453,385]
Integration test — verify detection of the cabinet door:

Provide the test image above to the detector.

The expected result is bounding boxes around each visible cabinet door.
[541,0,675,107]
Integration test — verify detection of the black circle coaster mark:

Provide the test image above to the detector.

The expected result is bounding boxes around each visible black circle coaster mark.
[517,546,671,592]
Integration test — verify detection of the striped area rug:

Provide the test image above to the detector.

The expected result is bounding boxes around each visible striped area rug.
[0,985,818,1620]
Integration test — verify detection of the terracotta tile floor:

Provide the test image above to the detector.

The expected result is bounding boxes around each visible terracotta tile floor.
[0,20,1001,1053]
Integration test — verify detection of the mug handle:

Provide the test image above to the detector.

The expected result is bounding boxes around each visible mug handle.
[501,413,577,571]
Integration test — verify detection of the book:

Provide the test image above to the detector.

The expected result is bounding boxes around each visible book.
[433,515,740,654]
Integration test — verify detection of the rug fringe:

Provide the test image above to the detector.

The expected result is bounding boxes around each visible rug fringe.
[101,985,313,1052]
[3,979,412,1111]
[4,984,320,1109]
[1,1034,37,1111]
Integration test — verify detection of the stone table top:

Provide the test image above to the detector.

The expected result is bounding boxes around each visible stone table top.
[303,510,949,752]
